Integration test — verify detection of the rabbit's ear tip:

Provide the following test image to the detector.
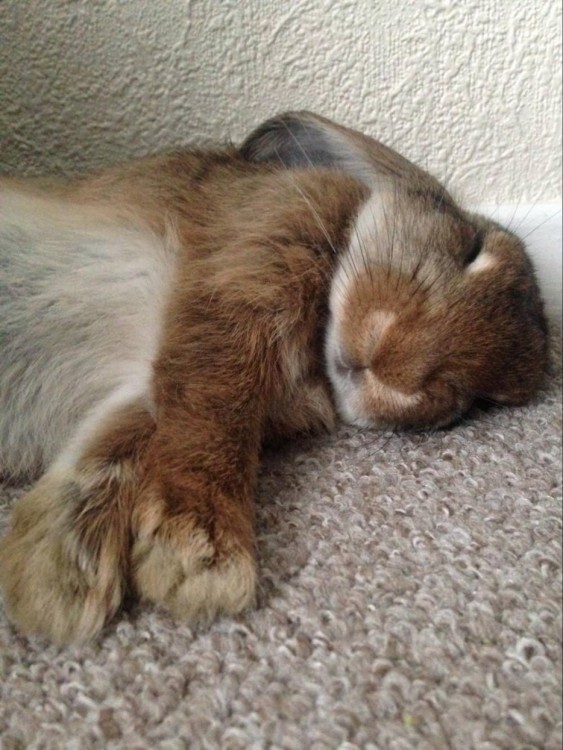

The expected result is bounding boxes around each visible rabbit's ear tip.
[238,111,334,170]
[239,111,434,191]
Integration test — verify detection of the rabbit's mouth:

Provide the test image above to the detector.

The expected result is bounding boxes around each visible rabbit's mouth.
[328,354,424,430]
[333,356,365,382]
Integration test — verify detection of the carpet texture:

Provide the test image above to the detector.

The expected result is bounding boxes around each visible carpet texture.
[1,329,561,750]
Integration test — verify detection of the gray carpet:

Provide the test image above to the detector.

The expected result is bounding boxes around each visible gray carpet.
[1,324,561,750]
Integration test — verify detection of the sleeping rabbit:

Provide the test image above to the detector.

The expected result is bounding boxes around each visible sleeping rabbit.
[0,112,548,643]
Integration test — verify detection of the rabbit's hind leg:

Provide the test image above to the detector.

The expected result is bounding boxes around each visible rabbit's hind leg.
[0,389,155,644]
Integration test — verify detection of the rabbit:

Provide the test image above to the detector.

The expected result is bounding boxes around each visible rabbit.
[0,112,548,644]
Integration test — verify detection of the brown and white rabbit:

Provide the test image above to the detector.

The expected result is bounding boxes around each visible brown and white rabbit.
[0,112,548,644]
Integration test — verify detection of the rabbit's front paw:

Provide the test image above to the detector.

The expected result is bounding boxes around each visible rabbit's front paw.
[132,483,256,625]
[0,470,128,644]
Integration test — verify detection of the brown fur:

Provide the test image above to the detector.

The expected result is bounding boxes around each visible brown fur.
[0,154,366,641]
[126,167,365,621]
[0,401,154,644]
[0,112,548,643]
[336,195,548,428]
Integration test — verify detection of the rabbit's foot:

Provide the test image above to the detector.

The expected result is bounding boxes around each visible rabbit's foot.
[0,468,129,644]
[132,483,256,625]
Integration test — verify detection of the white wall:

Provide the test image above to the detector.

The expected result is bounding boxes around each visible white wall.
[0,0,561,205]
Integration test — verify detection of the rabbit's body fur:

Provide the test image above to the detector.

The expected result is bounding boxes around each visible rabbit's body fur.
[0,113,548,644]
[0,188,175,477]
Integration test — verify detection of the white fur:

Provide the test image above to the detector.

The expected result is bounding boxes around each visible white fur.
[332,372,421,428]
[0,186,177,477]
[52,378,153,473]
[331,192,390,317]
[326,191,391,346]
[313,118,391,189]
[465,250,497,274]
[325,192,421,426]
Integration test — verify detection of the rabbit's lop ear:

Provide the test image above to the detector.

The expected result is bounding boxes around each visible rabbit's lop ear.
[240,110,439,191]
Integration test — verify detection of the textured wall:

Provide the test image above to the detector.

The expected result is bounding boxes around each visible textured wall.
[0,0,561,203]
